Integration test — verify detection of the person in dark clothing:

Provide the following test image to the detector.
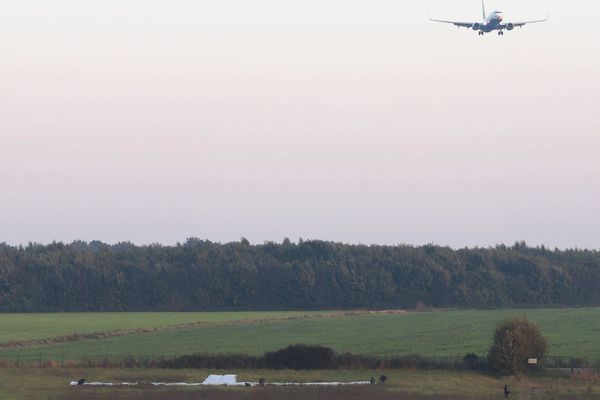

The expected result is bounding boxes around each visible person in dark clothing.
[504,384,511,399]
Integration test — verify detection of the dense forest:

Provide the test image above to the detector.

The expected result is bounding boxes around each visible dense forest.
[0,239,599,311]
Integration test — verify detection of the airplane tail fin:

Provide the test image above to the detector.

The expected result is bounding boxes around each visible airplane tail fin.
[482,0,486,19]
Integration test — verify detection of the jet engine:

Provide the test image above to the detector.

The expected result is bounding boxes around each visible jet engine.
[506,23,514,31]
[472,23,481,31]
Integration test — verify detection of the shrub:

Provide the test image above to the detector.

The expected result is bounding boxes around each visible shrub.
[463,353,480,370]
[263,344,337,370]
[488,317,548,375]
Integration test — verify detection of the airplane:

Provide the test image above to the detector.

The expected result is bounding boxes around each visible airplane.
[429,0,547,36]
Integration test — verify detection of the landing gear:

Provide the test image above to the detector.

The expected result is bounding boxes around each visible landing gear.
[498,30,504,36]
[478,31,484,36]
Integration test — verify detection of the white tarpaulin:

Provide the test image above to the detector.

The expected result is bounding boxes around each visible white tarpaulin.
[270,381,371,386]
[69,381,137,386]
[70,375,372,387]
[202,375,239,385]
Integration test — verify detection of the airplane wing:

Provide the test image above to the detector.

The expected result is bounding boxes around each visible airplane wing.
[429,16,475,29]
[504,16,548,28]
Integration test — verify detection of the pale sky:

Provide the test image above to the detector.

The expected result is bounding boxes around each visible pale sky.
[1,0,599,248]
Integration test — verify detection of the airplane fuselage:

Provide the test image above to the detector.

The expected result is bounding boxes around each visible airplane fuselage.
[476,11,504,32]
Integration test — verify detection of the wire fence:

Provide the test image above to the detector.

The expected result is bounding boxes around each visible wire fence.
[1,352,600,370]
[0,353,170,368]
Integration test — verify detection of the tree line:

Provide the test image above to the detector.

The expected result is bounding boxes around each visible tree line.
[0,239,599,311]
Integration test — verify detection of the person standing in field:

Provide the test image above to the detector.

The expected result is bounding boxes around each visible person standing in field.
[504,384,511,399]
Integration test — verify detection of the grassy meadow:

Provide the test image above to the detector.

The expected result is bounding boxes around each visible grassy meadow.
[1,367,600,400]
[0,311,334,343]
[1,308,599,362]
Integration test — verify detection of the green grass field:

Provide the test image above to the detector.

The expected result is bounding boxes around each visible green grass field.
[1,368,599,400]
[0,311,334,343]
[1,308,599,362]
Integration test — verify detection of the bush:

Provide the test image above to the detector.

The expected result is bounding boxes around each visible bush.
[263,344,337,370]
[463,353,480,370]
[488,317,548,375]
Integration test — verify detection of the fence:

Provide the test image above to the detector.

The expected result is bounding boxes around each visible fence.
[0,353,170,368]
[542,356,600,369]
[1,352,599,370]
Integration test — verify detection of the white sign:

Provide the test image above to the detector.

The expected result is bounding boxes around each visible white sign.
[528,358,538,365]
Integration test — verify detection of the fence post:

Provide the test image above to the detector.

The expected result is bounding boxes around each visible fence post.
[39,353,42,367]
[61,352,64,368]
[16,354,19,367]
